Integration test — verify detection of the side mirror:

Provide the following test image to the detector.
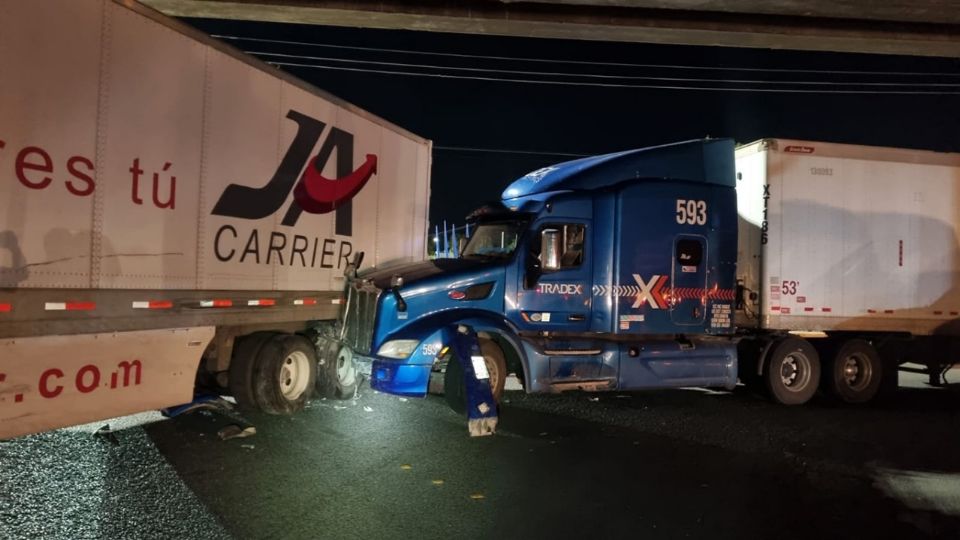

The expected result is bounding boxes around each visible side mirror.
[541,229,561,272]
[344,251,365,278]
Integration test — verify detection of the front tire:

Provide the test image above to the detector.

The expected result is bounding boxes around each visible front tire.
[443,337,508,414]
[764,336,820,405]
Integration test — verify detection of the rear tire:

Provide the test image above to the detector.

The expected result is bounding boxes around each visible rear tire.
[763,336,820,405]
[231,333,317,414]
[823,339,882,404]
[443,337,507,414]
[316,339,359,399]
[229,331,279,411]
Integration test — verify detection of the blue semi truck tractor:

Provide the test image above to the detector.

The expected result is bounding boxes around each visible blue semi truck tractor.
[327,137,960,410]
[340,138,756,406]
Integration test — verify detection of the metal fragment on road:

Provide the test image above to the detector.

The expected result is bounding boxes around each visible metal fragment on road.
[217,424,256,440]
[469,493,485,500]
[431,480,444,485]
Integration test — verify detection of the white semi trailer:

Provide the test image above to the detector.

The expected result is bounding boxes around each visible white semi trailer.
[0,0,431,439]
[735,139,960,404]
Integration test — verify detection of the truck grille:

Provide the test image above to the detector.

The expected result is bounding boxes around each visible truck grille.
[339,280,381,356]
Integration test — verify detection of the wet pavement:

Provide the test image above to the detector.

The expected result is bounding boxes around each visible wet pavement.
[2,374,960,539]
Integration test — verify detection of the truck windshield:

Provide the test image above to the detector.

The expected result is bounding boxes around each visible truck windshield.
[462,222,524,259]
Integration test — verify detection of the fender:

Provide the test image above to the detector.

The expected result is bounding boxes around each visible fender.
[372,310,530,395]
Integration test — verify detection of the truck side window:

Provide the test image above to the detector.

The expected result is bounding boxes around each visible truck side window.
[676,238,703,266]
[532,223,585,269]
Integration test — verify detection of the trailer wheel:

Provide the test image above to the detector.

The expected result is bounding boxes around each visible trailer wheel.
[229,331,280,411]
[443,337,507,414]
[316,339,359,399]
[824,339,882,404]
[230,333,317,414]
[253,334,317,414]
[764,336,820,405]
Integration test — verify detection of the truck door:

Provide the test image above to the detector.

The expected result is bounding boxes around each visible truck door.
[670,235,707,325]
[517,221,592,332]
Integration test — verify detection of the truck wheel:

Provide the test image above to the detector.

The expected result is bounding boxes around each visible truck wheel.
[254,334,317,414]
[443,337,507,414]
[763,336,820,405]
[316,339,359,399]
[823,339,882,404]
[230,333,317,414]
[229,331,280,411]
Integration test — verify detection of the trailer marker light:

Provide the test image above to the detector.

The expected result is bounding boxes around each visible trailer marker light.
[132,300,173,309]
[247,299,276,307]
[200,299,232,308]
[45,302,96,311]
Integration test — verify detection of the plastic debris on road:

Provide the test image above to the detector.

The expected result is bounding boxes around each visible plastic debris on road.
[93,425,120,446]
[432,480,444,485]
[241,444,255,450]
[363,406,374,412]
[469,493,486,500]
[400,464,412,470]
[162,394,234,418]
[217,424,256,440]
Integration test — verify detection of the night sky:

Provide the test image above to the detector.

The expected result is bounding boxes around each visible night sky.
[185,17,960,227]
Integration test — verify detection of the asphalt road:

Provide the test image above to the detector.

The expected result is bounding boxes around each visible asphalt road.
[2,375,960,539]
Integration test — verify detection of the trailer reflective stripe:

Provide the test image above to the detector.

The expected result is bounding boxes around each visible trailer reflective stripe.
[132,300,173,309]
[884,310,895,314]
[867,309,877,313]
[45,302,96,311]
[804,307,814,312]
[246,299,276,306]
[293,298,318,306]
[0,303,11,312]
[199,299,232,308]
[331,298,342,305]
[934,311,943,315]
[821,307,832,313]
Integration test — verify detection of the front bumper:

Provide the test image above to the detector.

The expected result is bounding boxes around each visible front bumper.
[370,327,450,397]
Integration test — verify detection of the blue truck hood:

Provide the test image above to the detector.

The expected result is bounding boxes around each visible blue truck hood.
[360,258,498,289]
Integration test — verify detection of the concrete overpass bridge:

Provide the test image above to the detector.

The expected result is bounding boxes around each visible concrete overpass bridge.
[145,0,960,57]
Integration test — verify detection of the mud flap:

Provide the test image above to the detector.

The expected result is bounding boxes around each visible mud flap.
[449,325,498,437]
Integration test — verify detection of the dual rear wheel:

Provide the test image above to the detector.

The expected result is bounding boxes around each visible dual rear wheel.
[750,336,883,405]
[229,332,360,414]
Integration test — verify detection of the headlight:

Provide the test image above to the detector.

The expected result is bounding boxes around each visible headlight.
[377,339,420,359]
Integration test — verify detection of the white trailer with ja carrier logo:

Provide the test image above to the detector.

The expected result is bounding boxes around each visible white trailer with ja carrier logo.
[0,0,431,439]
